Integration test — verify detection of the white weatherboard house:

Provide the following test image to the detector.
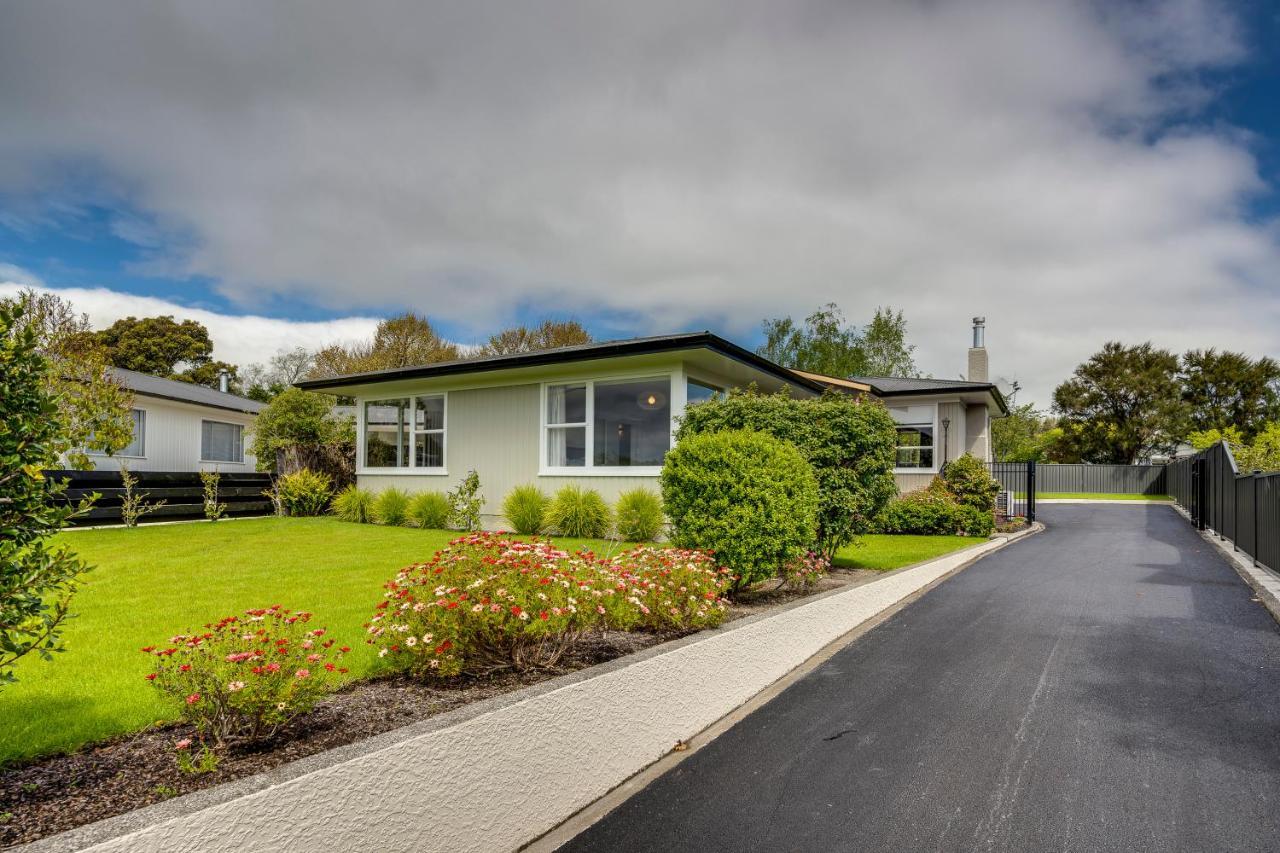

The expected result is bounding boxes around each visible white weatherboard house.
[84,368,265,473]
[297,322,1006,528]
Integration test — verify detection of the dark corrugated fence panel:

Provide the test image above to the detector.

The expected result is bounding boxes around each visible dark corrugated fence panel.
[1034,464,1167,494]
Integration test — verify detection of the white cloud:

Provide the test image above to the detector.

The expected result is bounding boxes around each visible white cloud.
[0,276,379,369]
[0,0,1277,403]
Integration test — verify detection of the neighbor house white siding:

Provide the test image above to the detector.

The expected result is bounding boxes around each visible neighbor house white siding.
[85,395,258,473]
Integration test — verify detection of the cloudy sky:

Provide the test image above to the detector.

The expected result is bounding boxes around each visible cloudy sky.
[1,0,1278,404]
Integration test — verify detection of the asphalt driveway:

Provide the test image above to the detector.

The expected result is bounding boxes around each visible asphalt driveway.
[560,504,1280,853]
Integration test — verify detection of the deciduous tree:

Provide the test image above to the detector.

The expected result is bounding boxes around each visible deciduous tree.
[479,319,591,356]
[757,303,920,378]
[310,312,458,378]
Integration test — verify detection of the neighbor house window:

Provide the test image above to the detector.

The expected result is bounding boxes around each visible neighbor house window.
[686,379,722,406]
[201,420,244,464]
[363,395,446,469]
[544,376,672,471]
[889,405,935,470]
[119,408,146,457]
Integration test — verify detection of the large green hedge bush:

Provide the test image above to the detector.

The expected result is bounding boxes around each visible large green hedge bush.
[676,388,896,557]
[875,481,994,536]
[661,429,819,591]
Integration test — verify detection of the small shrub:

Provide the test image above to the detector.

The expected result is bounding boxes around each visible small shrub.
[613,488,664,542]
[200,471,226,522]
[447,470,484,531]
[941,454,1001,511]
[662,429,819,592]
[366,534,731,677]
[545,485,612,538]
[406,491,452,529]
[119,462,165,527]
[332,484,374,523]
[875,481,994,536]
[142,606,349,747]
[372,488,410,526]
[502,484,548,535]
[276,469,334,517]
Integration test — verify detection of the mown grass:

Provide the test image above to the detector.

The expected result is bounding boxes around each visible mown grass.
[834,533,981,572]
[2,519,982,765]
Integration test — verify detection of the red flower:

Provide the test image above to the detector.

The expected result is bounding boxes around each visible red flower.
[185,693,201,705]
[178,664,191,672]
[145,673,157,681]
[539,611,549,621]
[510,605,522,616]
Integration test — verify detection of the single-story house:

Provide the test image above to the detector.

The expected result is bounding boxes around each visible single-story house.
[296,320,1006,528]
[83,368,265,472]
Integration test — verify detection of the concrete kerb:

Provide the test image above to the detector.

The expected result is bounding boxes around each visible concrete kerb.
[23,523,1043,853]
[1171,504,1280,627]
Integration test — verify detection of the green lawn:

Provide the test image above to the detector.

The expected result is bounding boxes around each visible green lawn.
[834,534,981,572]
[1036,493,1173,501]
[0,518,634,765]
[2,519,984,765]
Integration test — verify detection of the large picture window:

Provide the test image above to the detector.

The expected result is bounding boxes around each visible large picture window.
[201,420,244,464]
[889,404,936,470]
[544,376,672,471]
[363,395,446,470]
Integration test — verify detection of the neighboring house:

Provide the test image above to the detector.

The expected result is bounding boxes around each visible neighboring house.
[296,321,1006,527]
[84,368,265,472]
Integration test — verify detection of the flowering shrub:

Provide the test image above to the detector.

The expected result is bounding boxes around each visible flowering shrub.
[143,606,349,746]
[782,550,830,590]
[367,533,732,677]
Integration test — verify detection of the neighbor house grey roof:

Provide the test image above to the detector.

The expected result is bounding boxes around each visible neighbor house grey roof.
[111,368,265,415]
[295,331,829,394]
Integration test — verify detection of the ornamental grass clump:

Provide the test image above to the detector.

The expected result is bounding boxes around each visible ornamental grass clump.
[545,485,611,538]
[406,491,452,529]
[332,484,374,523]
[613,488,665,542]
[502,484,548,535]
[372,488,411,526]
[276,469,334,516]
[366,533,732,678]
[142,606,349,747]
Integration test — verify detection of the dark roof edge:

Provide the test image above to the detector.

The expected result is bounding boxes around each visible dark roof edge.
[295,332,827,394]
[130,388,263,415]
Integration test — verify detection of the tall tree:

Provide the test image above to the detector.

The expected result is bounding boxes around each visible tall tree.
[310,312,458,378]
[242,347,316,402]
[1,290,134,468]
[0,299,92,684]
[991,403,1056,462]
[1180,348,1280,440]
[757,303,867,377]
[94,315,214,376]
[1051,342,1185,464]
[860,307,919,377]
[479,319,591,356]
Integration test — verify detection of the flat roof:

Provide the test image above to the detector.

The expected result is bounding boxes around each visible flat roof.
[295,332,829,394]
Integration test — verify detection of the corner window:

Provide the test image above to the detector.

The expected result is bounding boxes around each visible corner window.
[686,379,722,406]
[201,420,244,464]
[363,395,446,470]
[889,405,935,470]
[119,409,146,457]
[544,376,672,471]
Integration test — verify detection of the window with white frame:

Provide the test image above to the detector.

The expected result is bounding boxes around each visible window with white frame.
[119,408,146,457]
[889,404,935,470]
[201,420,244,463]
[686,379,722,406]
[545,377,671,470]
[363,395,446,469]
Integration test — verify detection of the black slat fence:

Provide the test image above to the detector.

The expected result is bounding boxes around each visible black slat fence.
[1167,442,1280,572]
[45,470,275,525]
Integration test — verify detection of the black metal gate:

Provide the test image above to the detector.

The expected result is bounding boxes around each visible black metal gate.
[987,460,1036,523]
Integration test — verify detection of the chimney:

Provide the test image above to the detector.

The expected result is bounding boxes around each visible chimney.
[967,317,988,382]
[218,369,230,394]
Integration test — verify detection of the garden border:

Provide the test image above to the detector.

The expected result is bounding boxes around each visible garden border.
[23,525,1041,853]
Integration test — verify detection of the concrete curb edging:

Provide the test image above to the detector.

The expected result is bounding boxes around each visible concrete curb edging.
[24,526,1040,853]
[1172,504,1280,626]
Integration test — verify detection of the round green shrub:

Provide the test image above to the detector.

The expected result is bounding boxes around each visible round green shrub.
[545,485,612,539]
[502,484,548,535]
[613,488,664,542]
[372,488,411,526]
[276,469,334,517]
[661,429,819,591]
[941,454,1001,511]
[875,480,994,536]
[331,485,374,523]
[406,491,451,529]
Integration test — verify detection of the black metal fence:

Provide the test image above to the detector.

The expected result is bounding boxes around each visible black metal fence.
[46,470,275,526]
[1167,442,1280,571]
[987,461,1036,522]
[1034,463,1167,495]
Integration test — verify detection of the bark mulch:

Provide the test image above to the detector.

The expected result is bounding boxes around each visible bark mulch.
[0,568,875,848]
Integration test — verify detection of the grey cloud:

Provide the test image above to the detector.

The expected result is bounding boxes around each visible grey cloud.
[0,0,1275,403]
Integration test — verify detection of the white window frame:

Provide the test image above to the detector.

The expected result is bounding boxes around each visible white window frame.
[87,407,147,459]
[890,403,939,474]
[357,392,448,475]
[539,371,678,477]
[200,419,245,465]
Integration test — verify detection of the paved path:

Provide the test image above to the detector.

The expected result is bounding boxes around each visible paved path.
[561,505,1280,853]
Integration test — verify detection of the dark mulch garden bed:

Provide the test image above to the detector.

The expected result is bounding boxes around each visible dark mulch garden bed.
[0,568,875,848]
